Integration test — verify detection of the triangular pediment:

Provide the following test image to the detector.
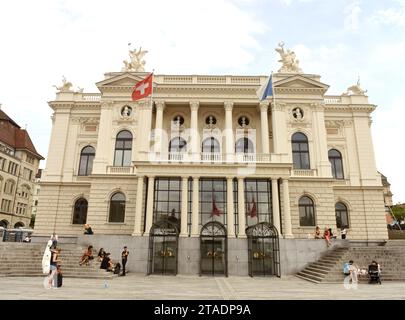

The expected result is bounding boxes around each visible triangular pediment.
[96,72,150,88]
[274,74,329,91]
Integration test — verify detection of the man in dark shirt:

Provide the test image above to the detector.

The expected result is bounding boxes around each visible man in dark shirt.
[121,246,129,276]
[84,224,93,235]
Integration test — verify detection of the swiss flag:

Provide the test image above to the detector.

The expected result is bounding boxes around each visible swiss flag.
[132,73,153,101]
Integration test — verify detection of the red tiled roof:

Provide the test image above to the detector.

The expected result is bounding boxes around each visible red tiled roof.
[0,109,44,160]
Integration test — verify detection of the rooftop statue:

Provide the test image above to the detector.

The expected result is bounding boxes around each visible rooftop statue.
[345,78,367,95]
[53,76,73,92]
[122,46,148,72]
[275,42,303,73]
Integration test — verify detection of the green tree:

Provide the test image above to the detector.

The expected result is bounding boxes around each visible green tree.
[392,204,405,222]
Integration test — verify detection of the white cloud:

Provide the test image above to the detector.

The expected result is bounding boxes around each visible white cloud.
[0,0,266,163]
[344,1,362,31]
[373,8,405,26]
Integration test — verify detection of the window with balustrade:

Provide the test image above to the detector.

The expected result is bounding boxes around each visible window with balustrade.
[202,137,220,153]
[169,137,187,153]
[235,137,254,153]
[292,132,310,169]
[114,130,132,166]
[78,146,95,176]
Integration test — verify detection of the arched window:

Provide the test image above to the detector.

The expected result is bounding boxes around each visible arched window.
[202,137,220,153]
[114,130,132,166]
[299,196,315,226]
[72,198,88,225]
[169,137,187,153]
[329,149,344,179]
[14,222,24,228]
[0,219,9,228]
[78,146,95,176]
[235,137,254,153]
[335,202,349,228]
[292,132,310,169]
[109,192,126,223]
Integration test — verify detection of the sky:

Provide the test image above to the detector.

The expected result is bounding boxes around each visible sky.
[0,0,404,202]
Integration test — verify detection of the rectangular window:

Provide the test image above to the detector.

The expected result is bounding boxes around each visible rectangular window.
[8,162,18,175]
[1,199,12,212]
[233,179,238,236]
[188,178,192,235]
[244,179,272,227]
[23,168,33,181]
[199,178,227,227]
[153,177,181,228]
[0,156,5,170]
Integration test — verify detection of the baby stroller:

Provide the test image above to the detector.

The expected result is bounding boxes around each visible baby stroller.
[368,264,381,284]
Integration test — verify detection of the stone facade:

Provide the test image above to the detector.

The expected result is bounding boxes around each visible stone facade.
[34,53,387,275]
[0,109,43,229]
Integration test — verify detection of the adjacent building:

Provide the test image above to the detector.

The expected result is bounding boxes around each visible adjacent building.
[0,108,44,229]
[34,45,388,276]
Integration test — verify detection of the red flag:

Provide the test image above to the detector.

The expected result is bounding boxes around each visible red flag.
[211,193,222,216]
[132,73,153,101]
[248,195,257,218]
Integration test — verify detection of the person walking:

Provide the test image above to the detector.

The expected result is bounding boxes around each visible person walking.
[348,260,359,284]
[121,246,129,276]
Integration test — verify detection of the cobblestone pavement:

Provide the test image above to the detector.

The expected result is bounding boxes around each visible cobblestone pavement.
[0,275,404,300]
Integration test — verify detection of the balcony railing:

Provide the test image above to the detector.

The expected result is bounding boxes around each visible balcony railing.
[292,169,317,177]
[107,166,134,174]
[141,152,289,164]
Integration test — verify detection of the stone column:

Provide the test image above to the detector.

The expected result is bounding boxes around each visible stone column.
[180,177,189,237]
[282,179,293,238]
[224,101,234,162]
[143,176,155,236]
[271,102,288,155]
[132,176,144,236]
[191,176,199,236]
[271,178,281,235]
[226,177,235,237]
[237,177,246,237]
[190,101,200,161]
[138,101,153,161]
[260,102,270,154]
[154,100,165,154]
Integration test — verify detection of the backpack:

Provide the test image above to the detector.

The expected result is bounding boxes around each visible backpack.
[343,262,350,275]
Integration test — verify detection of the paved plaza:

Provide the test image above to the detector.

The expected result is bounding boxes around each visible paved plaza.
[0,275,404,300]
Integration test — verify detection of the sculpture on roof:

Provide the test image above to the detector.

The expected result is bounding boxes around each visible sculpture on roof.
[345,77,367,95]
[275,42,303,73]
[122,46,148,72]
[53,76,73,92]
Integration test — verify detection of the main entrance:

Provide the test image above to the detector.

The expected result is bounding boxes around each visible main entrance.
[246,222,280,277]
[147,220,179,275]
[200,221,227,276]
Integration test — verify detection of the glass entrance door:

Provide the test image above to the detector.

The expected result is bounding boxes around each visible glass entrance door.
[200,222,227,276]
[148,220,179,275]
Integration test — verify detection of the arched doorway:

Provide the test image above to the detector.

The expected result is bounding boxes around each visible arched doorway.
[148,220,179,275]
[246,222,280,277]
[200,221,227,276]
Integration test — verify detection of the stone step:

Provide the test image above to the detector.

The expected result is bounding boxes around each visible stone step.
[306,266,329,275]
[295,274,320,284]
[297,271,324,282]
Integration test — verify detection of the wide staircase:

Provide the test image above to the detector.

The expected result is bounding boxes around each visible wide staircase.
[0,242,113,279]
[296,240,405,283]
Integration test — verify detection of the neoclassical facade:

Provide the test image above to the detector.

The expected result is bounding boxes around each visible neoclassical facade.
[35,48,387,276]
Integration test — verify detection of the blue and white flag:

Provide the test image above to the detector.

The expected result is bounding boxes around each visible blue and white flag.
[258,74,273,101]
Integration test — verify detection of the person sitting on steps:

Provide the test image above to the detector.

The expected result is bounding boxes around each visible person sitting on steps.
[79,245,94,266]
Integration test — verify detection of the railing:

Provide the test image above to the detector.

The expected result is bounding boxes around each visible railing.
[107,166,134,174]
[159,75,263,85]
[201,153,222,162]
[149,153,287,164]
[292,169,317,177]
[324,96,342,104]
[82,93,101,101]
